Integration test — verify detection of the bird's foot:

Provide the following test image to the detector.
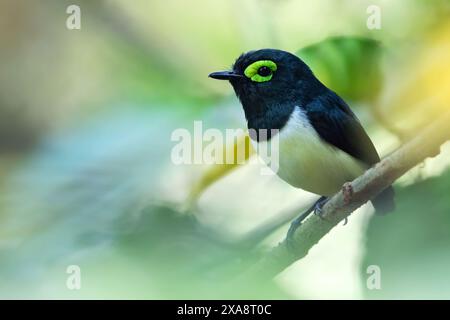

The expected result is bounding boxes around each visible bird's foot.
[285,196,328,251]
[313,196,329,219]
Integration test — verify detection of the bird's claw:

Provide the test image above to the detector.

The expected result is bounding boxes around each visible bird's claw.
[285,196,328,252]
[313,197,327,219]
[313,204,325,219]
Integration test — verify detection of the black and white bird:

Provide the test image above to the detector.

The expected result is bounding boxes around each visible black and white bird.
[209,49,395,241]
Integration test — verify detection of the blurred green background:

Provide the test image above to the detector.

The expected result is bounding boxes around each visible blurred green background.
[1,0,450,299]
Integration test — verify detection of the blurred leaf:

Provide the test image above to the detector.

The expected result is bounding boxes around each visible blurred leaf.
[112,204,290,299]
[361,169,450,299]
[384,21,450,134]
[185,133,255,208]
[297,36,383,102]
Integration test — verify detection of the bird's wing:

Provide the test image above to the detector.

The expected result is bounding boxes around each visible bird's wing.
[304,91,380,166]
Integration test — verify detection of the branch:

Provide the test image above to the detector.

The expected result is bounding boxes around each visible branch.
[237,110,450,283]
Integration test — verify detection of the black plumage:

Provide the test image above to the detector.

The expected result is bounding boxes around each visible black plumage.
[209,48,394,214]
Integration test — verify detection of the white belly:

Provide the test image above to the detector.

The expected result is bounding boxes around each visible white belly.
[254,107,367,196]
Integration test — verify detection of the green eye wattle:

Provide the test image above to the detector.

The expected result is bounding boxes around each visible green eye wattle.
[244,60,277,82]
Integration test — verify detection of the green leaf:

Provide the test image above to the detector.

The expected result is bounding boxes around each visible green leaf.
[361,170,450,299]
[297,36,383,102]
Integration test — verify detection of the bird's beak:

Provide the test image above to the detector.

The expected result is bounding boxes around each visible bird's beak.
[208,70,243,80]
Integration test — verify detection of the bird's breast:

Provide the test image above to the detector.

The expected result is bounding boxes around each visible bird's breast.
[253,107,367,196]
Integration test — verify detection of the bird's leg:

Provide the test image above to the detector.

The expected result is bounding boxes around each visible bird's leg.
[286,196,328,249]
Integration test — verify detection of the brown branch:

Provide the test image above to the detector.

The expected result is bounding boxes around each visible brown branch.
[237,110,450,283]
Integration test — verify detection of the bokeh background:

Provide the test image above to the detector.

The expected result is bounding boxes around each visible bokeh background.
[1,0,450,299]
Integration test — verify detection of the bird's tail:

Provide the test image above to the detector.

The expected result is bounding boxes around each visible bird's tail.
[371,186,395,215]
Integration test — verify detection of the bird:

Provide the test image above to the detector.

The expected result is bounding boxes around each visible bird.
[209,49,395,244]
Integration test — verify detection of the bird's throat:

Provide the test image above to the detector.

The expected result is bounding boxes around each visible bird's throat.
[242,101,294,142]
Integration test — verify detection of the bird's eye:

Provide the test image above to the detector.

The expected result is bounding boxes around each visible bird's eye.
[257,66,272,77]
[244,60,277,82]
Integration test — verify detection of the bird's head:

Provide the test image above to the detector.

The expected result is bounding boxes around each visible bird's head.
[209,49,322,130]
